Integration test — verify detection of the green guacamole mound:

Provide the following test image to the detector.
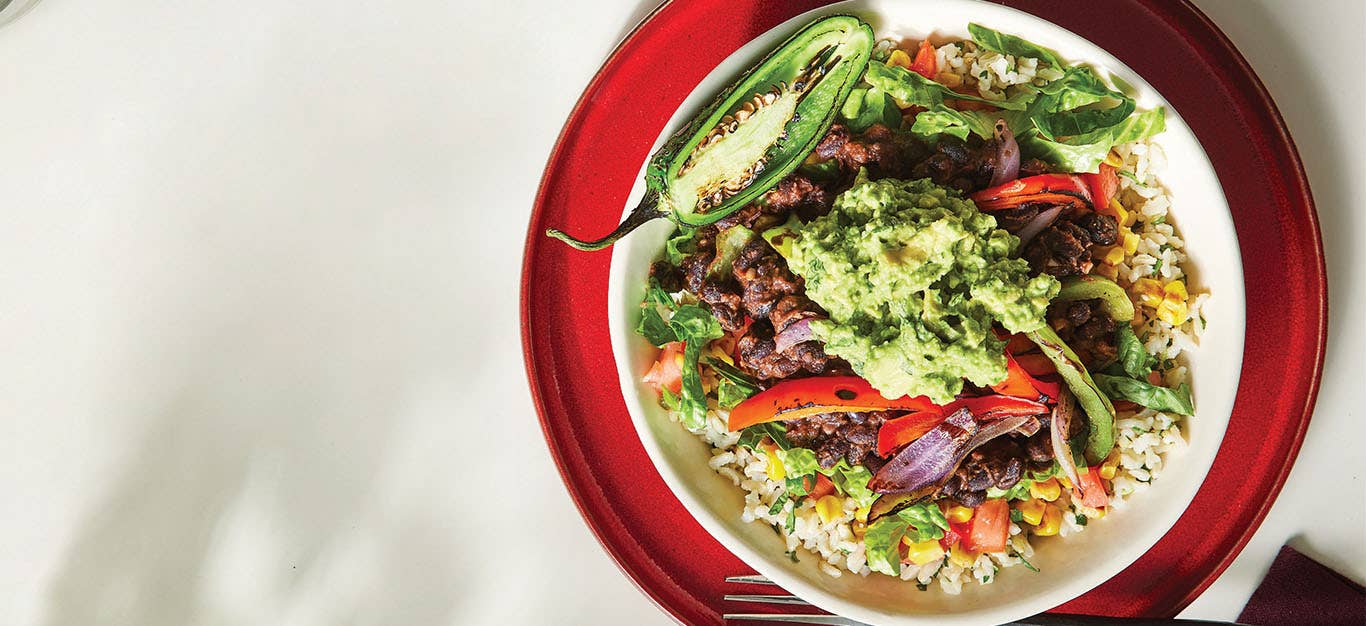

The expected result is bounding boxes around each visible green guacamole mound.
[789,177,1059,403]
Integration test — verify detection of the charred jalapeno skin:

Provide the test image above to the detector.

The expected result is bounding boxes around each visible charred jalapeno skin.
[546,15,875,251]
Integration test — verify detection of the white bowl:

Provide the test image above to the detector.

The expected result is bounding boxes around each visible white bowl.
[608,1,1245,623]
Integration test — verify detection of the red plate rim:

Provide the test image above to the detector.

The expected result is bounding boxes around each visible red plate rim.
[521,0,1327,622]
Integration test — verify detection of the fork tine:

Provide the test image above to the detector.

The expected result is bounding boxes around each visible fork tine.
[725,574,778,585]
[722,613,868,625]
[724,594,812,606]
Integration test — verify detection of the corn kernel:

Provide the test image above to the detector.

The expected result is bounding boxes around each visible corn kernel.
[1100,452,1121,480]
[1098,245,1125,266]
[936,71,963,88]
[765,448,785,482]
[1083,505,1107,520]
[887,49,912,69]
[1134,278,1166,308]
[1122,230,1141,255]
[816,495,844,524]
[945,505,974,524]
[1095,263,1120,281]
[903,539,946,566]
[1156,297,1189,325]
[1029,478,1062,502]
[856,505,870,523]
[1016,498,1046,525]
[1104,150,1124,168]
[1164,280,1188,301]
[949,543,978,568]
[1033,505,1063,536]
[1057,474,1072,490]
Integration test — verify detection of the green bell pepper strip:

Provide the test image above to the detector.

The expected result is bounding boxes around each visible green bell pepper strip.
[1027,325,1117,464]
[546,15,874,250]
[1054,275,1135,322]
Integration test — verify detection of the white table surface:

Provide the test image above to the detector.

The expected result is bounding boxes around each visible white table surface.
[0,1,1361,624]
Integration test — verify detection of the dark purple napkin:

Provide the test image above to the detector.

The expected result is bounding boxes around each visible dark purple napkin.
[1238,545,1365,625]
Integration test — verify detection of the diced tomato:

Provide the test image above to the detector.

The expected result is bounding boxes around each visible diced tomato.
[808,473,836,499]
[1081,163,1120,211]
[910,39,937,79]
[940,522,969,550]
[1074,465,1110,508]
[876,410,947,456]
[1014,353,1056,376]
[642,341,685,395]
[962,499,1010,553]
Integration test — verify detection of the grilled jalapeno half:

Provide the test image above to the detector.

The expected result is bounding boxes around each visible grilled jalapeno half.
[546,15,875,250]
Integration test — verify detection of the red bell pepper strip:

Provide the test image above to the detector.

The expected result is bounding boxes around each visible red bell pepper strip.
[970,174,1093,212]
[876,410,947,457]
[962,498,1010,553]
[910,39,937,79]
[1013,352,1056,377]
[727,376,939,431]
[1080,163,1119,211]
[992,353,1062,401]
[1074,465,1110,508]
[945,395,1048,421]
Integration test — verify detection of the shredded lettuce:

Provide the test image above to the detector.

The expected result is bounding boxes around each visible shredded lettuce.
[664,228,696,266]
[636,307,676,346]
[718,378,754,409]
[824,461,878,509]
[864,502,950,576]
[736,422,791,451]
[666,305,724,428]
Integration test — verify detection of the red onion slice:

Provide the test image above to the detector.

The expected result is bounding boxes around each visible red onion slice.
[1050,389,1083,489]
[868,409,1032,494]
[988,119,1020,187]
[1015,205,1063,247]
[773,318,814,353]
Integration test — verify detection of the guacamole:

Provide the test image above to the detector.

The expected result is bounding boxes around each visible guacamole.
[788,177,1059,403]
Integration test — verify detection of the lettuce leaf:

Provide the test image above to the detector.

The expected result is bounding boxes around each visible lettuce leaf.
[1113,324,1154,379]
[865,62,1034,111]
[777,447,822,497]
[909,108,997,140]
[968,23,1064,68]
[840,87,902,132]
[1094,373,1194,415]
[864,502,949,576]
[1020,108,1166,173]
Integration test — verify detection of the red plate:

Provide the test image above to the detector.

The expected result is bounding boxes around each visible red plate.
[521,0,1326,622]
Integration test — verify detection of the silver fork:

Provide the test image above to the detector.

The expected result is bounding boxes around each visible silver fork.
[722,575,1248,625]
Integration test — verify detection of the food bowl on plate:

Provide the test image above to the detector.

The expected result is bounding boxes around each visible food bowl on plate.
[597,1,1244,623]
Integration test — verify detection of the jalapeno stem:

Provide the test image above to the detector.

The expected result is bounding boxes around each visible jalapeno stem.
[545,190,666,251]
